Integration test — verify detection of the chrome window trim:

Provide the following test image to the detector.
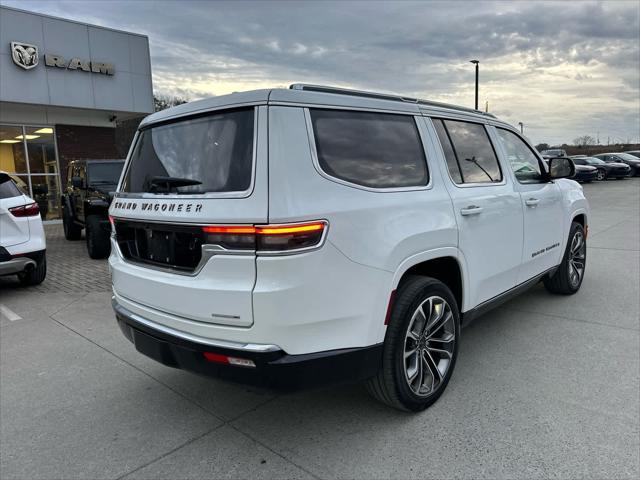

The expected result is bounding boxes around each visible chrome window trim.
[303,108,433,193]
[116,106,259,200]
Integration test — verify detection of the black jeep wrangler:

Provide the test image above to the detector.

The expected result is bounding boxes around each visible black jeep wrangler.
[61,159,124,259]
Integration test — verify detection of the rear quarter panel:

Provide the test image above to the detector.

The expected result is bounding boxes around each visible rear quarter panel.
[266,106,458,346]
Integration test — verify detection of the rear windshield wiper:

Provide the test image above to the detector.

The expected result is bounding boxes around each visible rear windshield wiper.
[146,176,202,193]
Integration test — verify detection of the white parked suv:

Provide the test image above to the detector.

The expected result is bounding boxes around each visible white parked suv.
[0,172,47,285]
[109,85,589,411]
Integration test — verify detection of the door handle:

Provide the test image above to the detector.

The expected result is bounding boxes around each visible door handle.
[525,198,540,207]
[460,205,483,216]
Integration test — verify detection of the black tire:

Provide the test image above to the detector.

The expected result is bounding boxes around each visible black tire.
[543,222,586,295]
[596,169,607,181]
[85,215,111,259]
[18,255,46,286]
[366,276,460,412]
[63,204,82,240]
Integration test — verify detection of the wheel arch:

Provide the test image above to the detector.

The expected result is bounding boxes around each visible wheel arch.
[391,248,467,313]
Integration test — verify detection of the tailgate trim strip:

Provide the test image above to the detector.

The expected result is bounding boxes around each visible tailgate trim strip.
[112,296,280,352]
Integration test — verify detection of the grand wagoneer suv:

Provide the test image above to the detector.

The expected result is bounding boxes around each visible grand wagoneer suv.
[109,85,589,411]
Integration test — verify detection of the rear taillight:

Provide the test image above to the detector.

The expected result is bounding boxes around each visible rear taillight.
[202,220,327,253]
[9,203,40,217]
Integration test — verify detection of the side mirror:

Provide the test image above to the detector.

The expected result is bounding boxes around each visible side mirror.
[71,176,84,188]
[548,157,575,179]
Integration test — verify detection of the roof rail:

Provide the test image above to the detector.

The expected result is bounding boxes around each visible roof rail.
[289,84,496,118]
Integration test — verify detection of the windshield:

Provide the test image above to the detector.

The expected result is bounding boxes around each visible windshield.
[88,162,124,186]
[615,153,638,161]
[585,157,605,165]
[121,108,255,194]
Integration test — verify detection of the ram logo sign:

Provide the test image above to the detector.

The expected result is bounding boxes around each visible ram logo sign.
[10,41,39,70]
[9,41,115,75]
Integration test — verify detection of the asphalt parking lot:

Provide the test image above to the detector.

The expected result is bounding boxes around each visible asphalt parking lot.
[1,179,638,479]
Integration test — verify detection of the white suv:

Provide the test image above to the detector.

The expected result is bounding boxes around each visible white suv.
[109,85,589,411]
[0,172,47,285]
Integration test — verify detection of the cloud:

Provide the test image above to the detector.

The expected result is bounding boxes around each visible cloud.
[5,0,639,144]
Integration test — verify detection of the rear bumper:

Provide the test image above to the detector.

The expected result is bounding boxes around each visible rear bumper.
[0,249,45,276]
[113,298,383,390]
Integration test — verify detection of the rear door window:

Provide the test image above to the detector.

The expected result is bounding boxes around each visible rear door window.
[432,119,502,184]
[309,109,429,189]
[122,108,255,194]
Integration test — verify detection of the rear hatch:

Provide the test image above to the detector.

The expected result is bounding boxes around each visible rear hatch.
[110,105,268,327]
[0,174,31,248]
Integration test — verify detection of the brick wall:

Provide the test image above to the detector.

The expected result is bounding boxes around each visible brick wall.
[55,124,119,180]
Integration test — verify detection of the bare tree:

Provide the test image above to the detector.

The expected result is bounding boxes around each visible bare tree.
[573,135,596,147]
[154,94,189,112]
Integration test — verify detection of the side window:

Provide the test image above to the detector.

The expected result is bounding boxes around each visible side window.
[309,109,429,188]
[432,118,502,184]
[432,119,462,184]
[495,128,544,183]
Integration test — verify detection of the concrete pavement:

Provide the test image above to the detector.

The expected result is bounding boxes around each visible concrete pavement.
[1,178,638,479]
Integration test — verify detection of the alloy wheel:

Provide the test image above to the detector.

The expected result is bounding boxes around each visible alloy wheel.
[596,170,606,181]
[568,230,586,287]
[403,296,455,397]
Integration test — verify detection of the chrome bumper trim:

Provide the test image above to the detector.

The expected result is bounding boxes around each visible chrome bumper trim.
[111,296,281,353]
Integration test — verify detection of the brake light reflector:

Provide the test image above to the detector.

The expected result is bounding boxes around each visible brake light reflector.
[203,352,256,368]
[9,202,40,217]
[201,221,327,252]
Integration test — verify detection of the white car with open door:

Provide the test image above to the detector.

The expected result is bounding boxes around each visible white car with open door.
[0,172,47,286]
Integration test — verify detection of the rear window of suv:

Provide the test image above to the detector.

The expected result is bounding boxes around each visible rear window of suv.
[309,109,429,189]
[121,108,254,194]
[0,175,22,199]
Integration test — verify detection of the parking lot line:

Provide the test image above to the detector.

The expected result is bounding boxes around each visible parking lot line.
[0,304,22,322]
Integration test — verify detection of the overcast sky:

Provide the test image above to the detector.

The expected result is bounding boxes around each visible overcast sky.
[6,0,640,145]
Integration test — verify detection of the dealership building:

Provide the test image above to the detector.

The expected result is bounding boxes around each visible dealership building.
[0,6,153,221]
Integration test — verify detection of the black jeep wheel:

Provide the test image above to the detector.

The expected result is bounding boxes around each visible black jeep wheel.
[63,205,82,240]
[86,215,111,259]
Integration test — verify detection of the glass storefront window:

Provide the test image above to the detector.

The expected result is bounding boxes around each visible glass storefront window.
[0,124,62,220]
[25,127,58,175]
[30,175,61,221]
[0,125,28,173]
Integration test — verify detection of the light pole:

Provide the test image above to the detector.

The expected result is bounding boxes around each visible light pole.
[470,60,479,110]
[518,122,524,134]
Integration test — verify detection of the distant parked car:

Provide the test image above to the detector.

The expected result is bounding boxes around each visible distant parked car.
[61,159,125,258]
[593,153,640,176]
[571,156,631,180]
[623,150,640,159]
[540,148,567,158]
